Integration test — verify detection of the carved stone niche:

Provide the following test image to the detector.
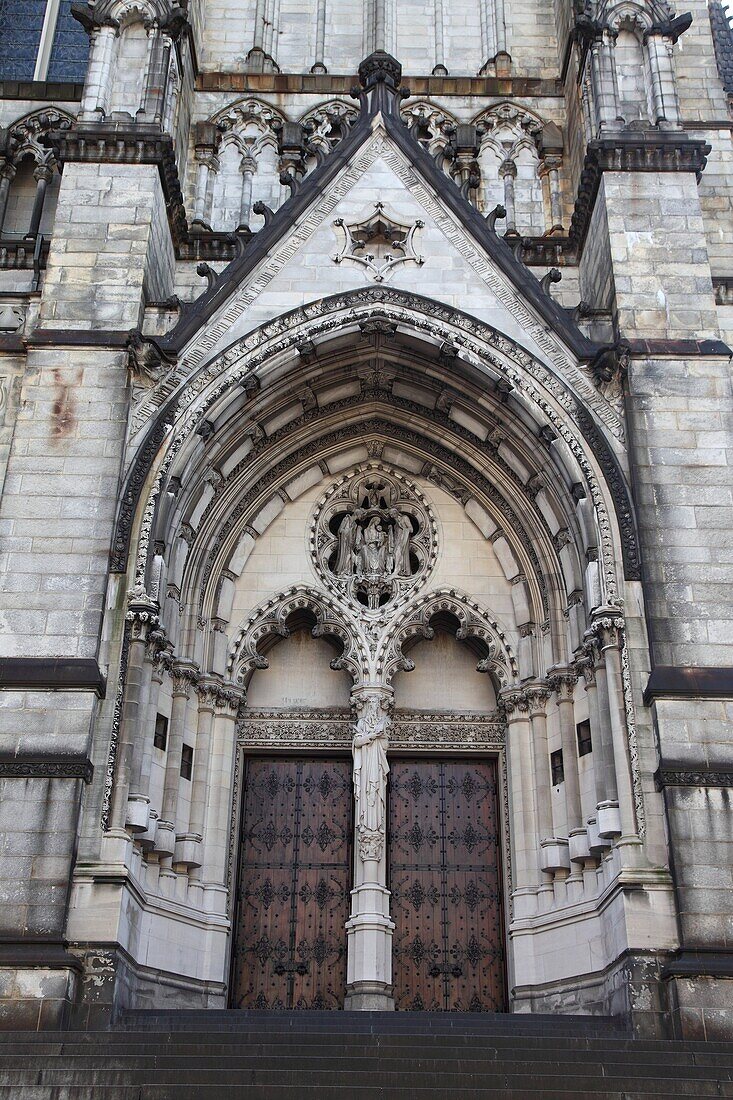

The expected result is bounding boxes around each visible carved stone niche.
[310,466,436,614]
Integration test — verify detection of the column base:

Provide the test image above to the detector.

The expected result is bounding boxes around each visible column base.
[344,981,395,1011]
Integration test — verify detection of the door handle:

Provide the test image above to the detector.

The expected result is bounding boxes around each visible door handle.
[274,962,309,976]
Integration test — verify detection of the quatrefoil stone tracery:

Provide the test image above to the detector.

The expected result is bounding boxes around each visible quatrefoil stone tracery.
[309,466,437,619]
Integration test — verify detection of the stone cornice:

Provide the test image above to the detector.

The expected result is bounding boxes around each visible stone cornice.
[570,134,711,252]
[644,665,733,705]
[0,753,94,783]
[0,656,106,697]
[656,765,733,790]
[196,71,563,98]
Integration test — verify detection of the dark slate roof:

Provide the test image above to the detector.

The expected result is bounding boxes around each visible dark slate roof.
[709,0,733,96]
[160,52,598,361]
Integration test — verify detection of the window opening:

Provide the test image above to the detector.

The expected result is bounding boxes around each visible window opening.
[153,714,168,751]
[180,743,194,780]
[550,749,564,785]
[576,719,592,757]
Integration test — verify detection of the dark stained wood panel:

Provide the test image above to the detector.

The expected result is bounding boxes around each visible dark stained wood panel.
[232,757,352,1010]
[389,758,505,1012]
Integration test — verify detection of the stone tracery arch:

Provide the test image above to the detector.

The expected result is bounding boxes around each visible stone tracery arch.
[378,588,517,692]
[228,583,370,688]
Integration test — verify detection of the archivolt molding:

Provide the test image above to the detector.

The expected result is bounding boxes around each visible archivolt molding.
[191,413,552,626]
[379,588,517,691]
[119,289,636,626]
[170,287,622,443]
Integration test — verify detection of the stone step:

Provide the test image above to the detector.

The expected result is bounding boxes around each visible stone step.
[118,1010,627,1035]
[0,1033,730,1054]
[3,1068,730,1094]
[0,1088,721,1100]
[1,1047,726,1064]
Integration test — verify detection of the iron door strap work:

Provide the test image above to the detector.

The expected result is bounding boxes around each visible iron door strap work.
[389,758,505,1011]
[232,757,353,1010]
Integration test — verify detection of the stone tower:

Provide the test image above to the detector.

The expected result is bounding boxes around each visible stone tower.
[0,0,732,1040]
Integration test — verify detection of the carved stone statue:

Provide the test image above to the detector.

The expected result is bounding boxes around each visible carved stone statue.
[355,515,389,576]
[352,695,390,861]
[390,508,412,576]
[335,510,358,574]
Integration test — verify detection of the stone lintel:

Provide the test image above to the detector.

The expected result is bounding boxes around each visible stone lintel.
[0,657,106,698]
[644,665,733,706]
[570,134,712,251]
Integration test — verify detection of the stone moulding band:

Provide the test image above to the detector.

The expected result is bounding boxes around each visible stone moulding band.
[0,657,106,698]
[0,754,94,783]
[0,938,84,970]
[643,665,733,706]
[656,764,733,790]
[662,948,733,980]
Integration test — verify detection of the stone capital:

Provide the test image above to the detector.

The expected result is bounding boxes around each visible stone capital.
[170,659,200,697]
[547,667,577,702]
[498,688,530,719]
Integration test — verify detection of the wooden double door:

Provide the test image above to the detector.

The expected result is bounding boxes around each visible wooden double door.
[232,755,505,1011]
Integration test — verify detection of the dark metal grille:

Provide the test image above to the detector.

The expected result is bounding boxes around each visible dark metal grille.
[232,757,353,1010]
[389,758,505,1012]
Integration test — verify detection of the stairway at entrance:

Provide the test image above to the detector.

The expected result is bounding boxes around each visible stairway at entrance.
[1,1011,732,1097]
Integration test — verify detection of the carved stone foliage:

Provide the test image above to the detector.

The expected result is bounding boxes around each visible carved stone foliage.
[332,202,424,282]
[237,709,505,752]
[311,466,436,614]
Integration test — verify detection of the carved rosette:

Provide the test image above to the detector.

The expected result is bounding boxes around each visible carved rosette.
[310,465,436,617]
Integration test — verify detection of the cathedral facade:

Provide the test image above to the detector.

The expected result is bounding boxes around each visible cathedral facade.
[0,0,732,1040]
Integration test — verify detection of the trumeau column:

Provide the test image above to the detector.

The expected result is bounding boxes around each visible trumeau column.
[345,688,395,1010]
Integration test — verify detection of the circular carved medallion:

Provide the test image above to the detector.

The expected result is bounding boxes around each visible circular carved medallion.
[310,466,437,615]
